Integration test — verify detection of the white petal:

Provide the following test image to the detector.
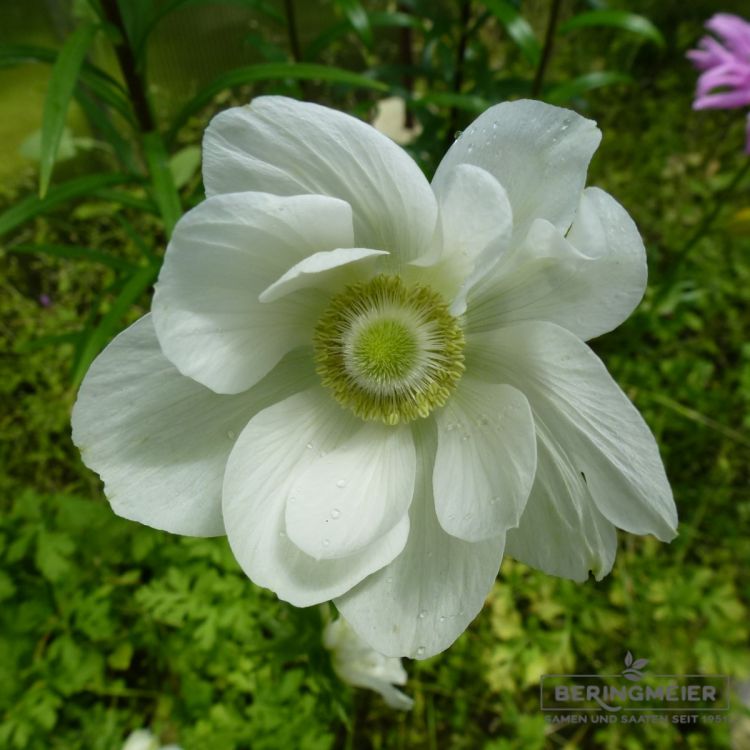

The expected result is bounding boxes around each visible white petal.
[260,247,387,303]
[432,99,601,241]
[152,192,354,394]
[203,96,438,264]
[286,422,415,559]
[505,419,617,581]
[71,315,316,537]
[433,378,536,541]
[467,322,678,541]
[428,164,513,315]
[336,419,505,659]
[464,189,647,340]
[222,389,410,607]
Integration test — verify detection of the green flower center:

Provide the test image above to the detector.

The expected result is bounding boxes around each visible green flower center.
[314,275,465,425]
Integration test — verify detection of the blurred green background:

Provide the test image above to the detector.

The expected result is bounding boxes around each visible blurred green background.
[1,0,749,748]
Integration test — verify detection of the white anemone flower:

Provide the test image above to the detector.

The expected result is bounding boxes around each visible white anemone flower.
[324,616,414,710]
[72,97,677,659]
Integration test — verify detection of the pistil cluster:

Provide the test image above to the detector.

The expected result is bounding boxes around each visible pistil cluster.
[314,275,465,425]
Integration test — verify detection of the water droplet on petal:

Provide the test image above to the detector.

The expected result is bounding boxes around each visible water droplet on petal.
[454,130,463,140]
[226,430,236,440]
[279,530,287,538]
[331,508,341,519]
[322,538,330,548]
[439,615,446,623]
[306,442,314,450]
[418,610,427,619]
[336,479,346,488]
[416,646,426,657]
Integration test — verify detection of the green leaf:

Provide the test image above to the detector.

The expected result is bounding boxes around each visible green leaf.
[143,132,182,238]
[38,24,99,198]
[167,63,388,140]
[35,528,75,582]
[169,145,202,190]
[483,0,541,66]
[335,0,373,47]
[0,173,139,239]
[7,243,137,271]
[0,43,136,126]
[305,11,420,60]
[545,71,632,104]
[71,264,159,387]
[558,10,666,48]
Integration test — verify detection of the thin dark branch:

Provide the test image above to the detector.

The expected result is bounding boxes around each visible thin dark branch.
[531,0,563,98]
[447,0,472,147]
[284,0,302,62]
[398,2,414,128]
[100,0,154,132]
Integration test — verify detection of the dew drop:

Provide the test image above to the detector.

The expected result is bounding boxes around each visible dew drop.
[418,610,427,619]
[306,442,314,450]
[439,615,446,623]
[454,130,463,140]
[226,430,236,440]
[331,508,341,519]
[386,577,393,584]
[288,495,296,503]
[278,530,287,538]
[322,538,331,548]
[416,646,426,657]
[461,433,471,442]
[467,143,474,153]
[492,122,497,130]
[336,479,346,488]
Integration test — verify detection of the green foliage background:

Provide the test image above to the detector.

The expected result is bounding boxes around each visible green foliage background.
[1,0,749,748]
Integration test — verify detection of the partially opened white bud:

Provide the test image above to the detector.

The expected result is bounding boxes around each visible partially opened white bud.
[324,616,414,710]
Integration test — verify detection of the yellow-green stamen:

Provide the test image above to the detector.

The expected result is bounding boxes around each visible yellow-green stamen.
[314,275,465,425]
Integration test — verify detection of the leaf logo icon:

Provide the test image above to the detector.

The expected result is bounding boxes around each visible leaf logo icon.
[622,652,649,681]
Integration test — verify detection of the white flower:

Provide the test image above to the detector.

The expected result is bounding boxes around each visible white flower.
[324,616,414,710]
[122,729,181,750]
[72,96,677,660]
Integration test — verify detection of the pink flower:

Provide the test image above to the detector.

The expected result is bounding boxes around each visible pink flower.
[688,13,750,152]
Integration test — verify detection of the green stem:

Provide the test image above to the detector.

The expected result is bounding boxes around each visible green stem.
[100,0,154,133]
[284,0,302,62]
[531,0,563,98]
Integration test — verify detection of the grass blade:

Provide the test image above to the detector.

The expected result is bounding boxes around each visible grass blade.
[483,0,541,66]
[167,63,387,141]
[71,264,159,387]
[0,173,141,239]
[142,132,182,238]
[39,23,99,198]
[8,243,137,271]
[545,71,632,104]
[558,10,666,48]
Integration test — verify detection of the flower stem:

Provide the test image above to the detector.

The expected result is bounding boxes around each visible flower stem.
[531,0,563,98]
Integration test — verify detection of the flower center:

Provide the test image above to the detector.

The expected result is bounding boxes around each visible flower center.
[314,275,465,425]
